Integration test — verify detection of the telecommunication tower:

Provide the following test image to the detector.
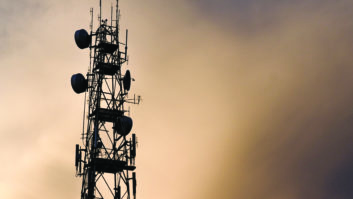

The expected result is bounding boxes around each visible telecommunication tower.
[70,0,140,198]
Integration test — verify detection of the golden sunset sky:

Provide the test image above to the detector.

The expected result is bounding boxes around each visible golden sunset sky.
[1,0,353,198]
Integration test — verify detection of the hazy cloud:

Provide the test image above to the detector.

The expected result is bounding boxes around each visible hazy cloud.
[1,0,353,199]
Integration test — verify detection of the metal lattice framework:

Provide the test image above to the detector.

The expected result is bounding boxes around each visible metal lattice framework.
[72,1,140,199]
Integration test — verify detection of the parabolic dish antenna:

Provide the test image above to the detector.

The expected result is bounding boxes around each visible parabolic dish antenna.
[74,29,91,49]
[115,116,133,136]
[123,70,131,91]
[71,73,88,94]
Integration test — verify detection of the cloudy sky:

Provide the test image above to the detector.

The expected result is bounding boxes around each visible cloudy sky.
[0,0,353,198]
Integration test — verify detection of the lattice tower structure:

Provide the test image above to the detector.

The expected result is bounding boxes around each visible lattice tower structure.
[72,1,139,199]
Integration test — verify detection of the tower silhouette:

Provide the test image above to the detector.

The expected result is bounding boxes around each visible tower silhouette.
[71,1,140,198]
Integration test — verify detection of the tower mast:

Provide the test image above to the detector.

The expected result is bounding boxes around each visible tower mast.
[71,1,140,198]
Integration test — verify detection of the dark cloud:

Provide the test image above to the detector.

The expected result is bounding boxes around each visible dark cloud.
[326,157,353,199]
[184,1,353,198]
[190,0,353,35]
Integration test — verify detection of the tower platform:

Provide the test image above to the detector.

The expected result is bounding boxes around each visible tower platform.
[93,158,136,173]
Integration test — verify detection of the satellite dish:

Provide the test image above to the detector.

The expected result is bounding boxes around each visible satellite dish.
[115,116,133,136]
[123,70,131,91]
[71,73,88,94]
[74,29,91,49]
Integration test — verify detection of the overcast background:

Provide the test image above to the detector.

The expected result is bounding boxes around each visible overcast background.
[0,0,353,198]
